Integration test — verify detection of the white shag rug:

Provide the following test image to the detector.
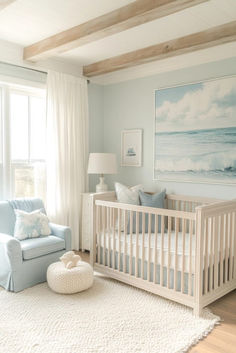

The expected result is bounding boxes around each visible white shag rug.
[0,274,220,353]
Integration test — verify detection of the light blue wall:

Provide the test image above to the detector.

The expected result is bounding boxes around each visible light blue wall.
[89,58,236,199]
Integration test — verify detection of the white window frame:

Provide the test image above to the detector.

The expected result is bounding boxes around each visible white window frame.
[0,83,46,200]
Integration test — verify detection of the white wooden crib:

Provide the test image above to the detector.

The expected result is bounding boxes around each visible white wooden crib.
[90,192,236,316]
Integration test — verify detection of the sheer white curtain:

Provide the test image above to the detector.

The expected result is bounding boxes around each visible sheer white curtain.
[46,70,89,250]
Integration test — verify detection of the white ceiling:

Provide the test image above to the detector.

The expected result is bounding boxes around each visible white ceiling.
[0,0,135,45]
[60,0,236,66]
[0,0,235,84]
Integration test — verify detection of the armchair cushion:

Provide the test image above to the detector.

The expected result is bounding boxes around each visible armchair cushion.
[21,235,65,260]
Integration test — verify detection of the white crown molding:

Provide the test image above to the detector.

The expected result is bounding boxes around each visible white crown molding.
[0,39,83,77]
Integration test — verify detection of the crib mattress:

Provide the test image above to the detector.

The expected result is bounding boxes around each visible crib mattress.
[98,231,195,272]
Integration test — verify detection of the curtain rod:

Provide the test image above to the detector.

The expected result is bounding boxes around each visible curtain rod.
[0,61,90,83]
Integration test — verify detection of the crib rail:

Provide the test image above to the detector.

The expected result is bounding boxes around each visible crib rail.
[166,194,223,213]
[93,199,196,309]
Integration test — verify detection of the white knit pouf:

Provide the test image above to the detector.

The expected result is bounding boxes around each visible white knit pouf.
[47,261,94,294]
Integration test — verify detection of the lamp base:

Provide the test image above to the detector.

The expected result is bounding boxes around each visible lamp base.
[96,176,108,193]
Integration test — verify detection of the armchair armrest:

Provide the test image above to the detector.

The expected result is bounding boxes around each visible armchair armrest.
[0,233,22,270]
[49,223,71,251]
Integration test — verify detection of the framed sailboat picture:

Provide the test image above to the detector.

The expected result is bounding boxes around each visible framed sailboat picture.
[154,76,236,184]
[121,129,142,167]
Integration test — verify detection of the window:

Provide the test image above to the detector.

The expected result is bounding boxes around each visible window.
[0,84,46,201]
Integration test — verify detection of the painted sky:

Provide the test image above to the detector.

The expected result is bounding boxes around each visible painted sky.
[155,76,236,132]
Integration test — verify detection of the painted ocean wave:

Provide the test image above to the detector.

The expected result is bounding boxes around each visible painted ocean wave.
[154,127,236,179]
[155,153,236,172]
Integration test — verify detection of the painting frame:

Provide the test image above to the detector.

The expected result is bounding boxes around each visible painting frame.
[121,129,142,167]
[153,75,236,185]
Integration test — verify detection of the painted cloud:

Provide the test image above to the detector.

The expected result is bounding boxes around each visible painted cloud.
[155,76,236,132]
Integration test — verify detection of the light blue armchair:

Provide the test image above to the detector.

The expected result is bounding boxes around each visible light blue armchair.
[0,198,71,292]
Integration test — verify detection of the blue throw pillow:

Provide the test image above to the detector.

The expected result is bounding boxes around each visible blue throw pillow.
[127,190,166,233]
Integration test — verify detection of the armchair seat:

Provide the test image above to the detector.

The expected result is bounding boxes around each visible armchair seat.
[21,236,65,260]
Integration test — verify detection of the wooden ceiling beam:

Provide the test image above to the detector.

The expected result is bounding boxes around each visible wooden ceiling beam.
[83,21,236,77]
[23,0,208,62]
[0,0,16,11]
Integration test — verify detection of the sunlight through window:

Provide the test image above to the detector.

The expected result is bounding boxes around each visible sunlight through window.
[0,86,47,200]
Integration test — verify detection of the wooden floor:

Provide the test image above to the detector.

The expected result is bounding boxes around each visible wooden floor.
[78,251,236,353]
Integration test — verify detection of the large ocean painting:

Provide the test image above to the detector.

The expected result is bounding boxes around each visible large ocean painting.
[154,76,236,184]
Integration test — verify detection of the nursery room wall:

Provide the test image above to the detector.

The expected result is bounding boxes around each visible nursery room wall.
[88,83,104,191]
[88,57,236,199]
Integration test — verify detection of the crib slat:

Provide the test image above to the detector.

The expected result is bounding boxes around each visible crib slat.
[135,211,139,277]
[102,206,106,266]
[107,207,111,267]
[117,208,121,271]
[124,210,127,273]
[220,214,224,286]
[171,200,174,210]
[188,219,193,296]
[171,200,174,229]
[179,201,182,231]
[112,208,116,269]
[160,215,165,286]
[229,212,233,281]
[97,206,101,264]
[109,207,113,268]
[225,213,229,283]
[189,202,193,213]
[154,214,158,284]
[177,201,180,211]
[141,212,145,279]
[147,213,151,281]
[209,217,213,292]
[181,218,186,293]
[204,218,209,294]
[129,211,133,276]
[174,217,179,291]
[167,216,171,288]
[214,216,219,289]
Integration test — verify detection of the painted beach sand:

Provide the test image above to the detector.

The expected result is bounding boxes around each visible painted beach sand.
[154,76,236,184]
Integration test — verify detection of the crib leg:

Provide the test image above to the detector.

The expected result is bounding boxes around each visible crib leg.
[193,304,203,317]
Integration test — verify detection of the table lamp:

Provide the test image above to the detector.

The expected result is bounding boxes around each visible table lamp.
[87,153,117,193]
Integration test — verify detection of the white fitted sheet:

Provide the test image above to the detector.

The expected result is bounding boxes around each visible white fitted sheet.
[99,231,196,272]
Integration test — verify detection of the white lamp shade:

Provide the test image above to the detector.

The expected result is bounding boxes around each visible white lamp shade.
[87,153,117,174]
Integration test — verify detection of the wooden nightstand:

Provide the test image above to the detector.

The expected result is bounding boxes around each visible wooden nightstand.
[81,192,114,252]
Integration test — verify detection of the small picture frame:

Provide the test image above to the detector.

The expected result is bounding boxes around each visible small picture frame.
[121,129,142,167]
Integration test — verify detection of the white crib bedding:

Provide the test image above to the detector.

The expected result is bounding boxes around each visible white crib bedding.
[98,231,196,272]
